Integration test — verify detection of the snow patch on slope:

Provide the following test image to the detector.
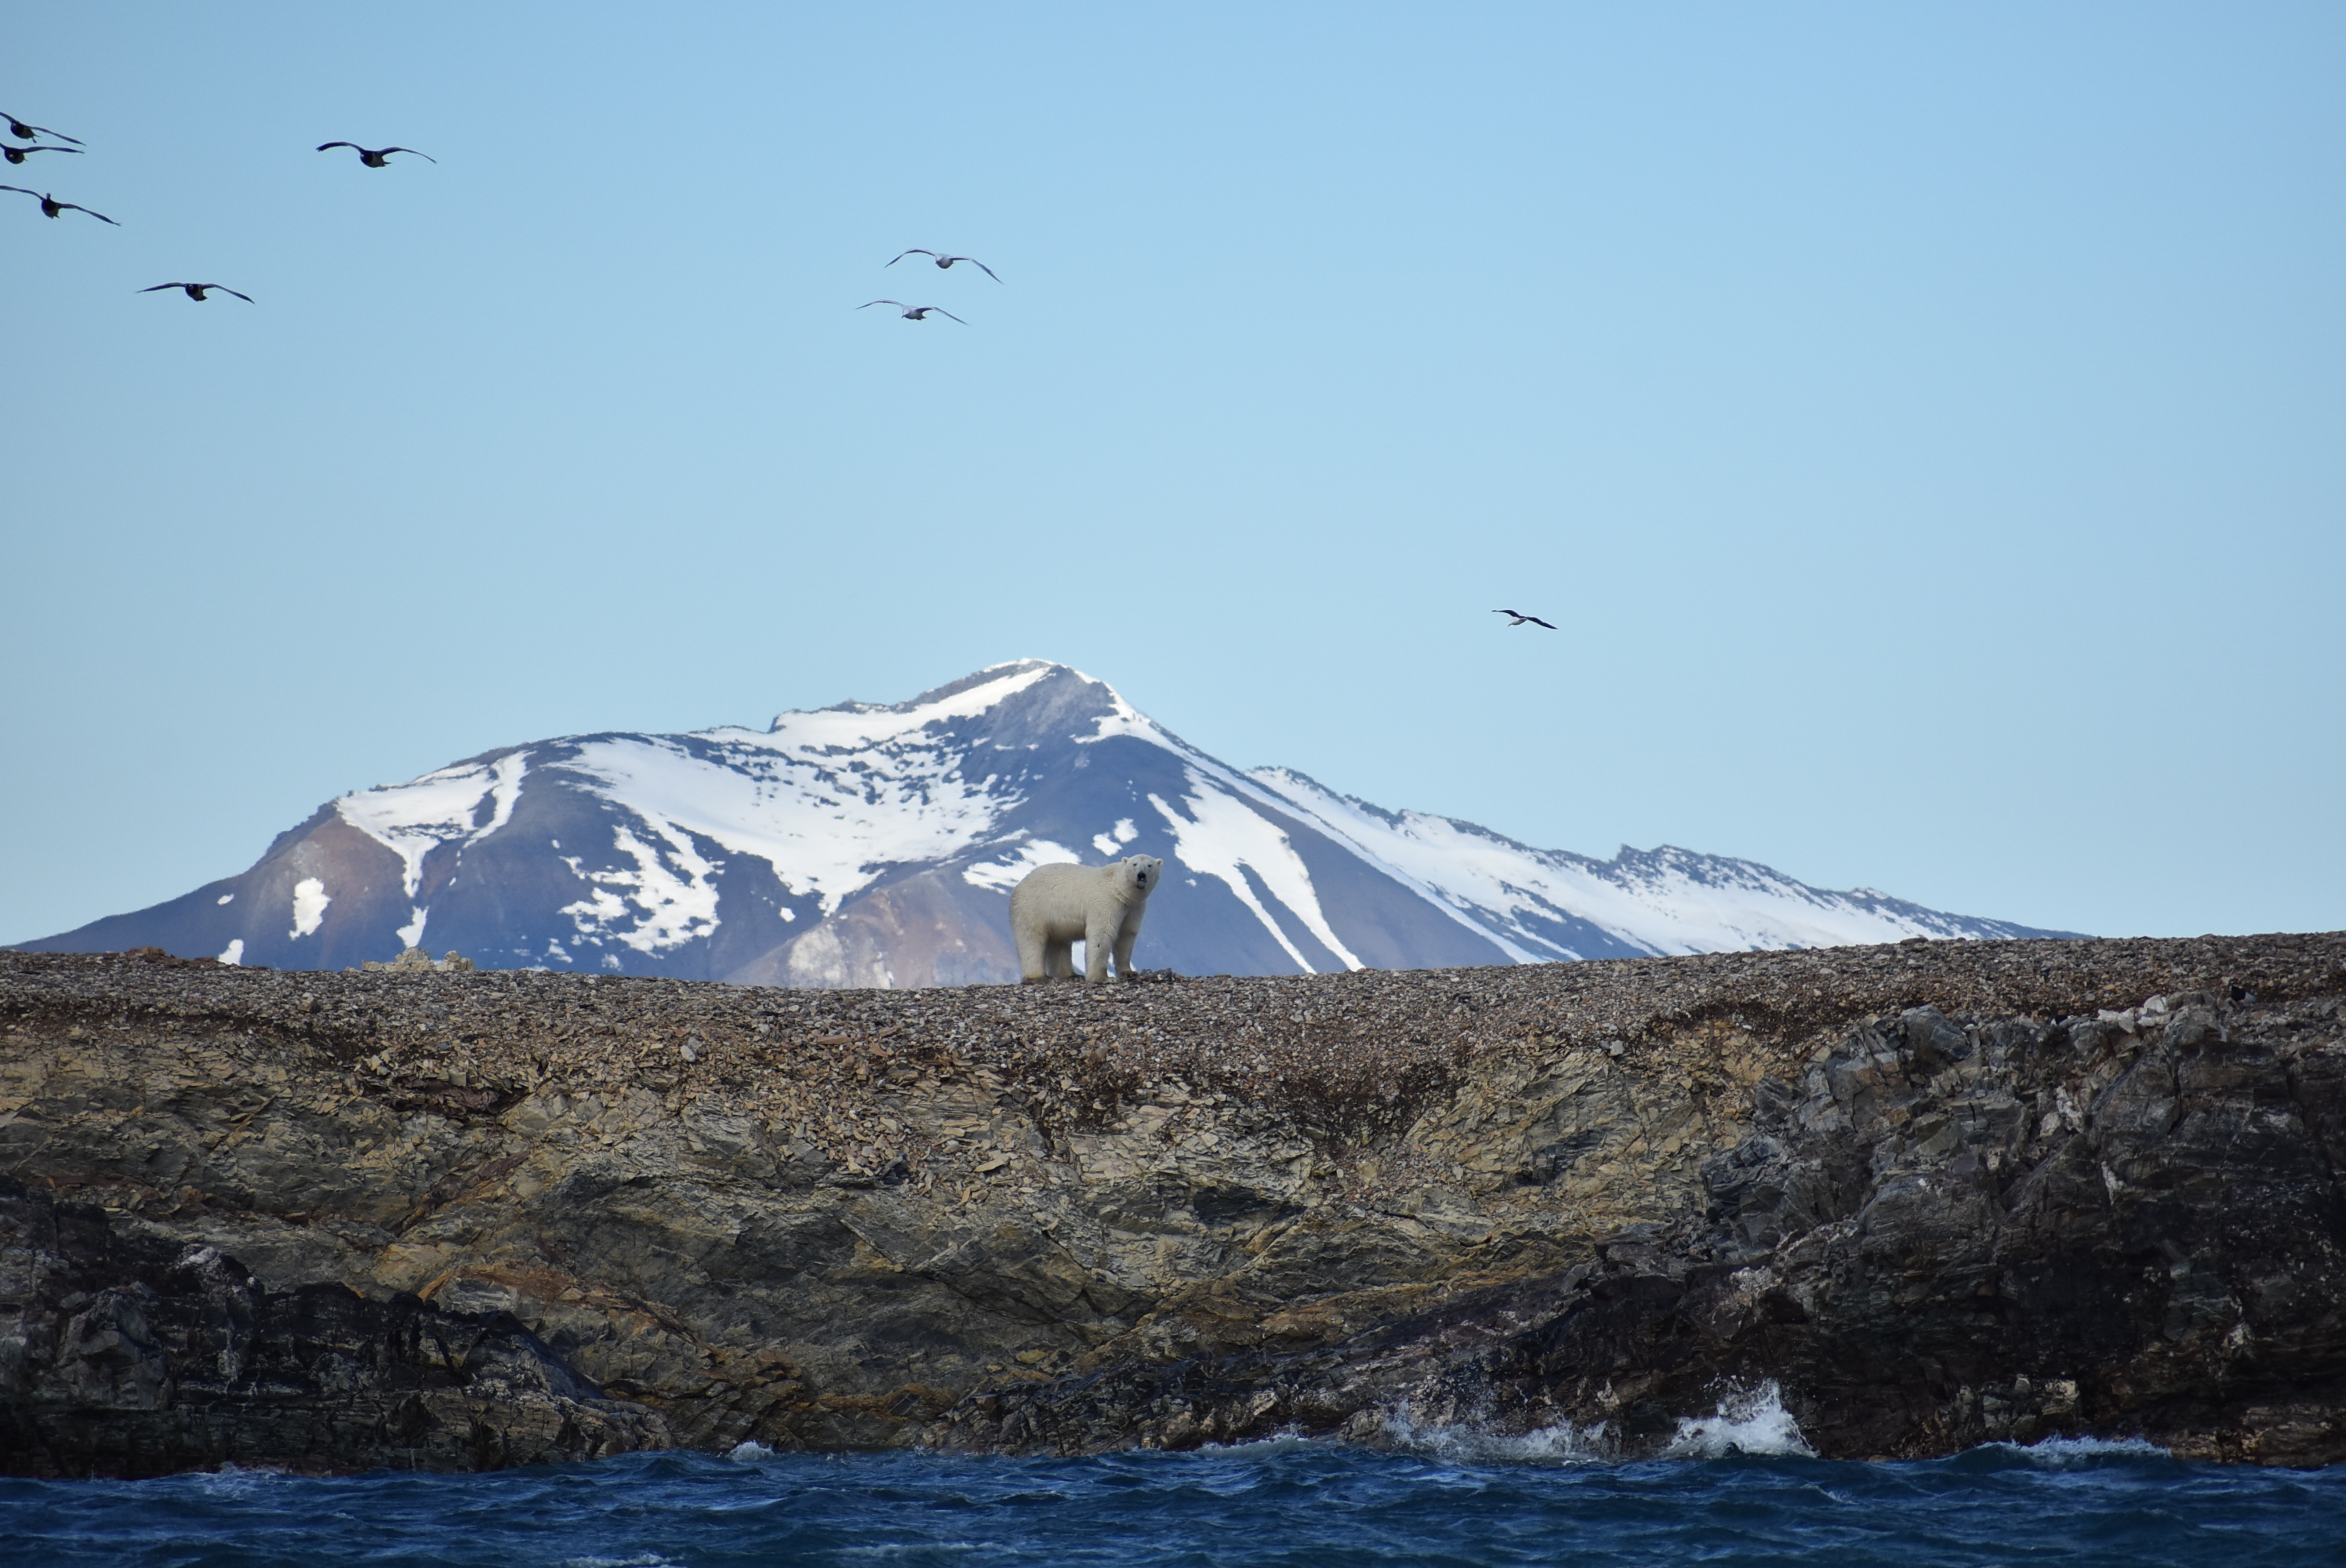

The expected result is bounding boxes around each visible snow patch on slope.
[963,838,1082,893]
[759,660,1059,750]
[336,751,528,898]
[288,877,329,939]
[1250,768,1958,955]
[552,730,1009,916]
[1149,771,1363,974]
[557,822,722,953]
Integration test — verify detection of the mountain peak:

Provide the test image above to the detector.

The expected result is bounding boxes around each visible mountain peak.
[16,662,2079,981]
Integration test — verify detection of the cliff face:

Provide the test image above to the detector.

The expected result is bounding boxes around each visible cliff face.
[2,934,2342,1476]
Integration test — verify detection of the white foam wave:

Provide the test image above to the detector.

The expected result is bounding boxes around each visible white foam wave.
[557,1556,679,1568]
[1193,1429,1323,1456]
[1377,1403,1608,1465]
[1659,1381,1815,1459]
[1996,1434,2171,1466]
[189,1462,289,1493]
[727,1440,778,1462]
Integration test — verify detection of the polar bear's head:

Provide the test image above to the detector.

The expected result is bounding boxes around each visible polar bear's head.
[1119,855,1164,899]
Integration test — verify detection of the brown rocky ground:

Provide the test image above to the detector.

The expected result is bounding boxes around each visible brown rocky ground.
[2,932,2342,1475]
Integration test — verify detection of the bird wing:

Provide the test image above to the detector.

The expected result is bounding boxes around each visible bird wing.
[218,287,255,303]
[316,142,359,152]
[63,201,118,223]
[1493,609,1521,618]
[887,249,937,267]
[952,257,1003,282]
[0,183,36,198]
[859,299,907,310]
[932,307,968,324]
[383,147,437,162]
[26,125,83,145]
[140,283,187,292]
[1526,616,1557,630]
[24,145,81,154]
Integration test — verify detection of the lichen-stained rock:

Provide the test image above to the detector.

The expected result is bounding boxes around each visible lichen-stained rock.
[1,934,2343,1474]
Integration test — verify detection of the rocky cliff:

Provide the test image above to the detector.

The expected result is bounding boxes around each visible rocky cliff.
[3,933,2342,1476]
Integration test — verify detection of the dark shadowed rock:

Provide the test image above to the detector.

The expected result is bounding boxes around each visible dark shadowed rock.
[0,1178,668,1476]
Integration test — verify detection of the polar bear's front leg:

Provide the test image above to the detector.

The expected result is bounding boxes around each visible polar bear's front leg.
[1111,914,1142,982]
[1084,914,1119,984]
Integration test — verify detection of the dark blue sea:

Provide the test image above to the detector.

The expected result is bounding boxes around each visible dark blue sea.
[7,1433,2342,1566]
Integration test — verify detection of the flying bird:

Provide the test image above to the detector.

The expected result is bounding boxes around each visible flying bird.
[141,281,254,303]
[0,185,118,223]
[1494,609,1557,630]
[887,249,1001,282]
[0,143,79,165]
[2,114,80,145]
[316,142,436,167]
[859,299,966,323]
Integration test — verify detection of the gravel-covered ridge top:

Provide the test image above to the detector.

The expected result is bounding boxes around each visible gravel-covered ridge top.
[5,935,2341,1149]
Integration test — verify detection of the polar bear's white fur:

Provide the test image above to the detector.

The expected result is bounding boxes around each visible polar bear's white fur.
[1010,855,1163,984]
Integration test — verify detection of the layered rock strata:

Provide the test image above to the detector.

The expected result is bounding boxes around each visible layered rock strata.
[2,933,2341,1476]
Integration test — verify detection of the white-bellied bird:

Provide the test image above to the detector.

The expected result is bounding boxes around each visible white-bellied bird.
[887,249,1001,281]
[1493,609,1557,630]
[859,299,967,323]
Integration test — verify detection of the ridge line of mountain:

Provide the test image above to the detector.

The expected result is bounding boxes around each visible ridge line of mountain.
[13,661,2083,980]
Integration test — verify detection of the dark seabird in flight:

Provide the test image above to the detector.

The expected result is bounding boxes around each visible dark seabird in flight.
[859,299,967,323]
[142,281,254,303]
[0,185,118,223]
[0,143,79,165]
[317,142,437,167]
[887,249,1001,282]
[1494,609,1557,630]
[2,114,81,145]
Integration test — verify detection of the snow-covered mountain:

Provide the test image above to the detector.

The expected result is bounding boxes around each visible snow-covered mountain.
[16,662,2079,982]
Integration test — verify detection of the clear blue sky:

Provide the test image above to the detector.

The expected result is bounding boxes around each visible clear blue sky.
[5,2,2341,947]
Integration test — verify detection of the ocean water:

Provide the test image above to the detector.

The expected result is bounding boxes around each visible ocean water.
[8,1403,2343,1568]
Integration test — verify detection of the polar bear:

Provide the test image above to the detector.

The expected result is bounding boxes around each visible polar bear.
[1011,855,1163,984]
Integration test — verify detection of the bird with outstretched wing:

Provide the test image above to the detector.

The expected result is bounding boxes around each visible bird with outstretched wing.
[2,114,81,145]
[318,142,437,167]
[1,185,117,223]
[859,299,968,323]
[142,282,255,303]
[888,249,1002,282]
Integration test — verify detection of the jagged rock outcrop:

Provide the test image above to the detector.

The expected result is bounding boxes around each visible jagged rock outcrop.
[2,933,2341,1475]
